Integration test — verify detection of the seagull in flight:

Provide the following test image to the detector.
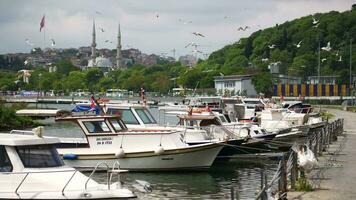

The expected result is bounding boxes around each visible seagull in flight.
[24,59,29,65]
[338,56,342,62]
[294,40,302,48]
[178,19,192,25]
[25,39,34,46]
[185,42,197,48]
[262,58,269,62]
[192,49,203,54]
[321,58,327,63]
[321,42,331,51]
[50,39,56,47]
[237,26,250,31]
[312,17,319,25]
[268,44,276,49]
[193,32,205,37]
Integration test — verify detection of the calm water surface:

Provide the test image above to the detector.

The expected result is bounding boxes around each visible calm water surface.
[36,103,279,199]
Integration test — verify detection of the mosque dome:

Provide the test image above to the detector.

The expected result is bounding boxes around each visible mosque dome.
[88,56,113,68]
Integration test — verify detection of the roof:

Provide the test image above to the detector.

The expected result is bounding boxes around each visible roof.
[88,56,113,68]
[55,114,121,122]
[177,114,216,120]
[0,134,60,146]
[213,75,252,81]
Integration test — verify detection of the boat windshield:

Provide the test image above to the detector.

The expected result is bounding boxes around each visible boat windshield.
[107,108,140,125]
[0,145,13,172]
[109,119,127,132]
[135,108,156,124]
[16,145,64,168]
[83,121,111,133]
[219,116,227,123]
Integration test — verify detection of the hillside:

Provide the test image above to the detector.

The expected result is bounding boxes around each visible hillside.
[194,5,356,94]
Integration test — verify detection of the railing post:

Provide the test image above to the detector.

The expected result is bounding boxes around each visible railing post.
[231,186,235,200]
[278,154,287,199]
[290,151,298,190]
[314,131,319,156]
[236,185,239,200]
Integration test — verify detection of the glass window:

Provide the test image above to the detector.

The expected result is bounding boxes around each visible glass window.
[83,121,111,133]
[219,116,227,123]
[135,109,156,124]
[107,108,139,125]
[16,145,64,168]
[0,146,12,172]
[109,119,125,131]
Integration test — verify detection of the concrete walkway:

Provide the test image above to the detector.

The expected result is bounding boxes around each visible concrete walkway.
[289,109,356,199]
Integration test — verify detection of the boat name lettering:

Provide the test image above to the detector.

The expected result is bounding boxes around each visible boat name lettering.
[96,137,113,145]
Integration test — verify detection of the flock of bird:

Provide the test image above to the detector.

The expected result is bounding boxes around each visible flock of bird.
[261,16,345,66]
[23,13,344,67]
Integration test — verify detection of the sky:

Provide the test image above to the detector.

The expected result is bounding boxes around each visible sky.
[0,0,354,58]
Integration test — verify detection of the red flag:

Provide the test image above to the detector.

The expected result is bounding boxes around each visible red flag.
[40,15,45,32]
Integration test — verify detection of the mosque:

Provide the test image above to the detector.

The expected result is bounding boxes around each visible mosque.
[86,20,124,71]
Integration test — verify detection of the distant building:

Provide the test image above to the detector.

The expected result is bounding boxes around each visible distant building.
[214,75,257,96]
[275,74,302,84]
[179,55,196,67]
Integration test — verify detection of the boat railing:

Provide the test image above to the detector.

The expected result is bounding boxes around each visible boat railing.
[85,161,127,190]
[10,130,35,135]
[85,162,110,190]
[6,169,77,196]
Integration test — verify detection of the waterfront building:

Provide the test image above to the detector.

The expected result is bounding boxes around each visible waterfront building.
[214,75,257,96]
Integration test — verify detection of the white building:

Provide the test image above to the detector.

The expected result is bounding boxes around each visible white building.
[214,75,257,96]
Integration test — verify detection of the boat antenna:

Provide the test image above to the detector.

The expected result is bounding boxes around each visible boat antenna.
[192,81,199,96]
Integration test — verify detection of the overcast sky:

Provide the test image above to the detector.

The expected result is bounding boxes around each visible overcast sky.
[0,0,354,58]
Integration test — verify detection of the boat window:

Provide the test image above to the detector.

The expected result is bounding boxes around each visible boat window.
[107,108,139,125]
[83,121,111,133]
[109,119,126,132]
[16,145,64,168]
[135,108,156,124]
[0,146,12,172]
[219,116,227,123]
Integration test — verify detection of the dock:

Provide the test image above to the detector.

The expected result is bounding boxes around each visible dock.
[287,109,356,200]
[4,97,88,104]
[16,109,71,118]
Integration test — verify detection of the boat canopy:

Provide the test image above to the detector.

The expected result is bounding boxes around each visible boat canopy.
[0,134,60,146]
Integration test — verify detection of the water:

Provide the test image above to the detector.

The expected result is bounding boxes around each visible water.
[87,160,278,200]
[35,103,279,199]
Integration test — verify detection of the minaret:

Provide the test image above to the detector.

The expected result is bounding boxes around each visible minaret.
[116,23,124,69]
[91,20,97,65]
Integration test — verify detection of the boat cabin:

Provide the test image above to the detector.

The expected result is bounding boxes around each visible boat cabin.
[0,133,64,172]
[177,114,222,129]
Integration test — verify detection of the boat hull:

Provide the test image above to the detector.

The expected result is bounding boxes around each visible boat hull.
[62,144,223,172]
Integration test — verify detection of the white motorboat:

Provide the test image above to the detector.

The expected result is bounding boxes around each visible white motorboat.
[54,115,224,171]
[0,130,135,199]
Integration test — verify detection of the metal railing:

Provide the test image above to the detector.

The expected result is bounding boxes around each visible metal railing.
[254,118,344,200]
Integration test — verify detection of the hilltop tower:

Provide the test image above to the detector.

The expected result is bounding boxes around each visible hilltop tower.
[116,23,124,70]
[91,20,97,65]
